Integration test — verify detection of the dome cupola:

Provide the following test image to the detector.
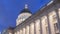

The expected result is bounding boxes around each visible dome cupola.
[16,4,32,26]
[20,4,32,14]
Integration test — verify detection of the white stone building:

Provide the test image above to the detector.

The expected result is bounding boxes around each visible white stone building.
[2,0,60,34]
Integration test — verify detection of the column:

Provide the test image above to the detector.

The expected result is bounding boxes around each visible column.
[58,8,60,34]
[26,25,29,34]
[17,31,20,34]
[55,8,60,34]
[41,16,47,34]
[47,12,51,34]
[9,32,12,34]
[30,22,34,34]
[23,28,25,34]
[48,12,55,34]
[49,10,59,34]
[40,18,42,34]
[35,19,40,34]
[46,12,51,34]
[20,29,22,34]
[58,8,60,19]
[14,32,17,34]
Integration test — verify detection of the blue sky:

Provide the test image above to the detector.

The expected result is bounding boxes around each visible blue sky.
[0,0,50,32]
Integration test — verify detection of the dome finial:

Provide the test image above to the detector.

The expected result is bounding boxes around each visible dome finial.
[25,4,28,9]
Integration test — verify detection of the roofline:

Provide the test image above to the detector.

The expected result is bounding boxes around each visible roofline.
[14,0,60,30]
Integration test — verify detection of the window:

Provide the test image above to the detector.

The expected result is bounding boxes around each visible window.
[54,23,58,31]
[49,11,57,23]
[45,18,48,26]
[52,15,57,23]
[54,23,59,34]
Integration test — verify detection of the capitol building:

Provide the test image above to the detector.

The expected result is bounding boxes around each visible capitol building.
[2,0,60,34]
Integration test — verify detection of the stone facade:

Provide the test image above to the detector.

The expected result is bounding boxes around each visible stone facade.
[2,0,60,34]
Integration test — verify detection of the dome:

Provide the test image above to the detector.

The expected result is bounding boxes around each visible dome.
[16,4,32,26]
[20,9,32,14]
